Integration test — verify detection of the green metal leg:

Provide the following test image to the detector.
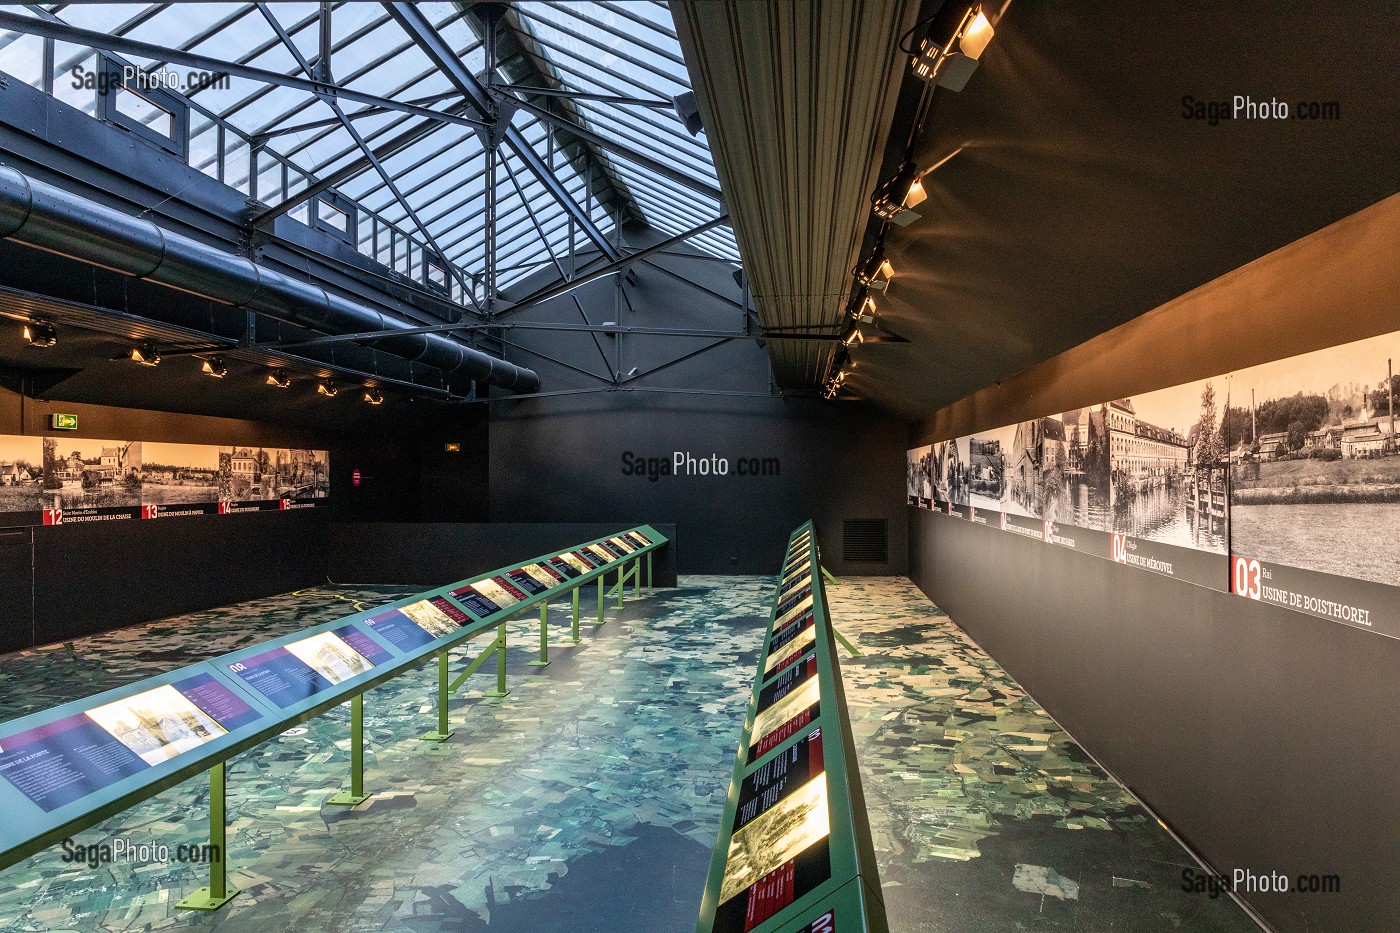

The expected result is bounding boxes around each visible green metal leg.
[595,576,606,626]
[633,557,641,596]
[832,625,862,657]
[421,650,455,741]
[615,567,624,609]
[177,762,240,910]
[484,622,510,698]
[528,600,551,667]
[821,564,841,585]
[571,587,581,642]
[329,693,372,804]
[647,551,653,590]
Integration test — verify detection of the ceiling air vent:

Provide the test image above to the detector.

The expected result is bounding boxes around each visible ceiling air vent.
[842,520,887,563]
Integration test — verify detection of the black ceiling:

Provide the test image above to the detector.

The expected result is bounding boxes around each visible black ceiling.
[848,0,1400,421]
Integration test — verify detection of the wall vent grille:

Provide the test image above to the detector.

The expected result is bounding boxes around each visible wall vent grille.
[842,519,887,563]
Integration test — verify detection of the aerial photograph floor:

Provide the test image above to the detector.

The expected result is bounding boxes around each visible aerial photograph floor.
[0,576,1258,932]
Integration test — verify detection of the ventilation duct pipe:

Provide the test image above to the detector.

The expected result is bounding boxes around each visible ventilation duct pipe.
[0,165,539,392]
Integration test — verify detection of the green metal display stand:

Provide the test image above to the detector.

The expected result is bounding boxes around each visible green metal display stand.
[176,762,240,911]
[421,622,511,742]
[0,525,669,912]
[695,522,887,933]
[328,693,372,805]
[529,600,551,667]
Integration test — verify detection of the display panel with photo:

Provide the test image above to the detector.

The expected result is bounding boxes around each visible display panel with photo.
[85,684,228,766]
[40,438,142,519]
[399,598,468,637]
[1228,329,1400,635]
[228,632,374,709]
[715,770,832,933]
[140,442,219,508]
[0,436,44,515]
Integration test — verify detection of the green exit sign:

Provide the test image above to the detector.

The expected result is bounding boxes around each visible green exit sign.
[50,413,78,431]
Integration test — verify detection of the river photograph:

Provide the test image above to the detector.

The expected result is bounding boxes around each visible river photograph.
[1228,327,1400,586]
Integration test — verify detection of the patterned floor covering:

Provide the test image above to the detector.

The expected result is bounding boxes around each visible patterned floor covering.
[0,576,1257,932]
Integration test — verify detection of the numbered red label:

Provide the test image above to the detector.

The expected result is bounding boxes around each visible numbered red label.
[141,504,159,520]
[1111,533,1128,564]
[999,512,1007,531]
[1232,555,1262,600]
[42,508,62,526]
[279,498,291,510]
[1042,519,1054,543]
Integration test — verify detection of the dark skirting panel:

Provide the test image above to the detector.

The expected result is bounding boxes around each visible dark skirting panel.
[909,507,1400,933]
[328,522,678,589]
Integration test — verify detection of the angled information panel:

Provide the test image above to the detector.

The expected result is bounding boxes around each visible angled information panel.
[0,525,666,871]
[697,523,888,933]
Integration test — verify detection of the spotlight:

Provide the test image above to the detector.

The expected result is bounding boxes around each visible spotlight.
[130,343,160,366]
[201,357,227,378]
[910,5,995,92]
[842,322,864,348]
[672,90,703,136]
[872,161,926,224]
[853,294,877,324]
[266,370,291,388]
[23,320,56,348]
[364,388,384,405]
[854,250,894,291]
[317,379,339,397]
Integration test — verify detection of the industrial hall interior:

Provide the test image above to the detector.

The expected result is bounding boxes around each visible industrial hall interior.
[0,2,1395,932]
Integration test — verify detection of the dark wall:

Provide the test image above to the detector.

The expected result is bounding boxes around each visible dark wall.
[911,510,1397,932]
[490,230,905,576]
[490,392,906,575]
[0,384,419,652]
[904,197,1400,932]
[329,522,677,588]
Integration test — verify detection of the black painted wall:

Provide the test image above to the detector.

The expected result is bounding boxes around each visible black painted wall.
[328,522,677,588]
[491,392,905,575]
[0,384,425,652]
[489,229,906,576]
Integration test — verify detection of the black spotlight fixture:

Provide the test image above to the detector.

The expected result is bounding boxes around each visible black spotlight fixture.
[266,370,292,388]
[129,343,160,366]
[363,388,384,405]
[23,320,56,348]
[853,248,893,291]
[871,161,927,224]
[908,4,996,92]
[672,90,703,136]
[201,357,228,378]
[317,379,339,398]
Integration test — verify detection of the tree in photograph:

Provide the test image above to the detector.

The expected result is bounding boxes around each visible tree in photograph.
[217,452,233,501]
[1369,375,1400,416]
[1274,440,1287,460]
[1196,382,1226,466]
[41,438,62,490]
[1286,420,1308,452]
[1081,404,1111,485]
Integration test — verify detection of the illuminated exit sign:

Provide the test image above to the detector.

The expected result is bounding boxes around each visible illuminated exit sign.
[50,413,78,431]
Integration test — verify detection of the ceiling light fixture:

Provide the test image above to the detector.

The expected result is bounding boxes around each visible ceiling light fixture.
[854,249,894,291]
[872,161,926,224]
[130,343,160,366]
[909,5,996,92]
[23,320,57,348]
[201,357,228,378]
[317,380,339,397]
[266,370,291,388]
[364,388,384,405]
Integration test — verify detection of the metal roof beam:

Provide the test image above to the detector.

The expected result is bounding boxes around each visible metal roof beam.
[384,2,621,263]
